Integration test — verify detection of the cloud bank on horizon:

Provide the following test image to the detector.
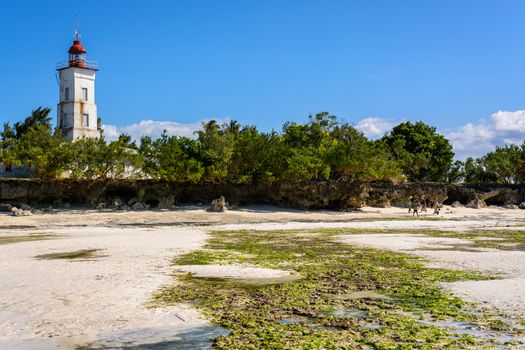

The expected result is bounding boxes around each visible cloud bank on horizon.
[102,118,228,142]
[103,110,525,160]
[443,110,525,160]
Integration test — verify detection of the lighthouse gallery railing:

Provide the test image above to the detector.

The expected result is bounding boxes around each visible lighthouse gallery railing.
[56,60,99,70]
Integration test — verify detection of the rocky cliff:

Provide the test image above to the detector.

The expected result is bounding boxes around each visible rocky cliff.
[0,179,524,210]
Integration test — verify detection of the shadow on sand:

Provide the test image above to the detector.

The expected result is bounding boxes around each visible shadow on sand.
[74,324,229,350]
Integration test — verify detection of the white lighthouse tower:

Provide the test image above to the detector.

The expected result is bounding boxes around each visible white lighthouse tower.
[57,31,100,140]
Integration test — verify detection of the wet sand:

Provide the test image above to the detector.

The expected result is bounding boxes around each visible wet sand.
[339,233,525,315]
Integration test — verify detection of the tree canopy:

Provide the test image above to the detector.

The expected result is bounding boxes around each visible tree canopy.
[462,144,525,184]
[2,107,524,185]
[381,121,454,182]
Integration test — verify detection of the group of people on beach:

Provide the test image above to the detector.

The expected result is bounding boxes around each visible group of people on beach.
[407,196,442,217]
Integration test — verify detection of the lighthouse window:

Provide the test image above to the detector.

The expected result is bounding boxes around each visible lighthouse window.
[65,87,70,101]
[82,88,88,101]
[83,114,89,127]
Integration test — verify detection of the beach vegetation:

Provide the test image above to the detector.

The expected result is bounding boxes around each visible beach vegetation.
[3,107,525,184]
[154,228,524,349]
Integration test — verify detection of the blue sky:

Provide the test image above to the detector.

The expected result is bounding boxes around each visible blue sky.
[1,0,524,158]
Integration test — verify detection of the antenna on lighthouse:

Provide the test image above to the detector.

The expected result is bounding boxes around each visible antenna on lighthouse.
[74,14,81,40]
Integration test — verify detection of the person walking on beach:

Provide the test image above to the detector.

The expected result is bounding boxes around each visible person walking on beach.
[412,199,420,217]
[407,196,413,213]
[433,202,442,215]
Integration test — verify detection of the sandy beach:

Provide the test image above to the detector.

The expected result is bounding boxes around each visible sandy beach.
[1,205,524,348]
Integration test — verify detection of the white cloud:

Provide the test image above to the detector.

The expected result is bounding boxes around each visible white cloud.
[354,117,394,138]
[102,118,228,141]
[491,110,525,132]
[101,124,119,140]
[445,123,495,159]
[444,110,525,160]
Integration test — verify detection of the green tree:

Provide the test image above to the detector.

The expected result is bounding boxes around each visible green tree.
[139,131,204,182]
[280,112,337,181]
[224,120,241,138]
[483,145,522,184]
[13,107,53,139]
[445,160,465,183]
[195,120,235,182]
[0,107,69,178]
[464,157,487,183]
[325,124,401,182]
[464,145,524,184]
[227,126,283,183]
[1,122,15,142]
[66,134,143,179]
[381,121,454,182]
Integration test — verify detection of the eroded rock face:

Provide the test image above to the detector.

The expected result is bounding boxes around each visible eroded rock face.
[127,197,138,206]
[131,202,146,210]
[112,198,124,208]
[95,203,105,210]
[368,183,450,209]
[210,196,227,212]
[466,198,486,209]
[158,195,175,209]
[20,203,31,211]
[0,179,524,211]
[0,203,13,212]
[10,206,32,216]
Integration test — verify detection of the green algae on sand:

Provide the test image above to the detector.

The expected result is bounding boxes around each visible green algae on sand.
[154,228,525,349]
[35,249,104,260]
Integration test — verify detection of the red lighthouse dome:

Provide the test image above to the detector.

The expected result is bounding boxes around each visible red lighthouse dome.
[57,30,98,71]
[68,40,87,54]
[68,31,87,67]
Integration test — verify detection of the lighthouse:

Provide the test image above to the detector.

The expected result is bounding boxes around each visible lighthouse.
[56,31,100,140]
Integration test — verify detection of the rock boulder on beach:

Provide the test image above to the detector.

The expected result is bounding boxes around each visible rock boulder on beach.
[210,196,227,212]
[10,206,32,216]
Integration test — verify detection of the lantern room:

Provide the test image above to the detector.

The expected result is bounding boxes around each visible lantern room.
[68,32,87,67]
[56,31,98,70]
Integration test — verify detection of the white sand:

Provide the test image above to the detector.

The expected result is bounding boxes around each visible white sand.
[1,205,525,348]
[338,233,489,253]
[0,226,209,349]
[2,204,524,229]
[445,279,525,314]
